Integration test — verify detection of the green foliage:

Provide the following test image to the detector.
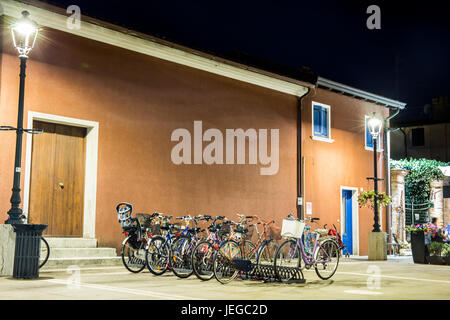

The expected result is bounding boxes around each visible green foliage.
[390,158,448,203]
[427,241,444,256]
[358,190,391,210]
[442,243,450,258]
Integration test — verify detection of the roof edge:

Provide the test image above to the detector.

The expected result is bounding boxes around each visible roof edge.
[317,77,407,109]
[1,0,314,97]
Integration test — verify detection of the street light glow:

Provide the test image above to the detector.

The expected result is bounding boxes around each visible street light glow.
[10,11,39,58]
[368,114,382,139]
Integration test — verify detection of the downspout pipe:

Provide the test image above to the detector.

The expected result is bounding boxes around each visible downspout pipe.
[399,128,407,158]
[297,88,311,219]
[384,106,401,243]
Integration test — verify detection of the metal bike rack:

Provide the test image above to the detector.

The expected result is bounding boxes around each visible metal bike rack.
[232,259,306,284]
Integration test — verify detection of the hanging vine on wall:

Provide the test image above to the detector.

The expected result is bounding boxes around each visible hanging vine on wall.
[390,158,448,204]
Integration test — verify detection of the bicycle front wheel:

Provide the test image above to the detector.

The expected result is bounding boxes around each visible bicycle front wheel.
[314,239,340,280]
[256,240,279,267]
[242,240,256,262]
[146,235,170,275]
[171,235,194,278]
[121,236,147,273]
[191,240,216,281]
[274,239,301,281]
[39,237,50,269]
[213,240,242,284]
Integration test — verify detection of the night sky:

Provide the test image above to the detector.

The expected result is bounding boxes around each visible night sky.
[42,0,450,121]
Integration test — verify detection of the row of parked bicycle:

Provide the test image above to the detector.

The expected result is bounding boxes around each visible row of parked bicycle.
[116,202,343,284]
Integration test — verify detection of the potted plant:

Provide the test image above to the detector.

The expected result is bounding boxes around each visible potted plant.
[406,224,428,263]
[406,223,440,263]
[427,241,445,265]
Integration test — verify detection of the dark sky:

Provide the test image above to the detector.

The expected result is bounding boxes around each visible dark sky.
[43,0,450,120]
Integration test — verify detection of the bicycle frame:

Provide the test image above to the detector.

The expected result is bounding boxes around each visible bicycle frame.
[290,233,332,266]
[239,217,274,261]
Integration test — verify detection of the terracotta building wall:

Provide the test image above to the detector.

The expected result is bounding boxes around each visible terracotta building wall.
[301,88,389,256]
[0,27,299,250]
[0,23,391,255]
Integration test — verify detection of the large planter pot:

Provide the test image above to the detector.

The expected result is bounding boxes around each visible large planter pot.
[411,231,428,264]
[427,256,445,265]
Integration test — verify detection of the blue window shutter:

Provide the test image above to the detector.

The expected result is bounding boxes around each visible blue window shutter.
[321,108,328,137]
[313,106,321,134]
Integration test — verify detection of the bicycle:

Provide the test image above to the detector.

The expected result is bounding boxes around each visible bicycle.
[324,223,347,257]
[117,202,157,273]
[274,214,340,280]
[145,214,204,277]
[39,237,50,268]
[213,215,278,284]
[170,214,211,278]
[191,216,230,281]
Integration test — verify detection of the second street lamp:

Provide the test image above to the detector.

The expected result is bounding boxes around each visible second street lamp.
[1,11,41,224]
[368,113,383,232]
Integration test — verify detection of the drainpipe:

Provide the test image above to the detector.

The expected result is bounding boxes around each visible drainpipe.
[384,106,400,243]
[297,88,311,219]
[398,128,407,159]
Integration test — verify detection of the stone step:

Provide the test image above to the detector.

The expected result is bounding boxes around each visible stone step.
[45,237,98,248]
[46,247,118,259]
[41,256,123,269]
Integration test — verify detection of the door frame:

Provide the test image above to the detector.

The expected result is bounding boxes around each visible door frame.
[23,111,99,239]
[339,186,360,256]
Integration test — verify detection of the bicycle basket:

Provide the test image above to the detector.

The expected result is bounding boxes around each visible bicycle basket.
[136,213,152,229]
[150,223,161,235]
[246,224,255,239]
[268,225,282,241]
[218,223,231,237]
[281,219,305,239]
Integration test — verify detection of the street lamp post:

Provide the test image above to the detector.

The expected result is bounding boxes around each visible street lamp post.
[368,113,383,232]
[1,11,40,224]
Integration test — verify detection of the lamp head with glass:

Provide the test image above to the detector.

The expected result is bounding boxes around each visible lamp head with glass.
[10,11,39,58]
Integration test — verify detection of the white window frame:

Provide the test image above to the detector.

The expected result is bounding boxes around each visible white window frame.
[311,101,334,143]
[364,115,383,152]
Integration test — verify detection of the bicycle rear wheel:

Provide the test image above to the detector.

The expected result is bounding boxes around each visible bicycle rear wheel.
[121,235,146,273]
[213,240,241,284]
[146,235,170,275]
[314,239,340,280]
[171,235,194,278]
[39,237,50,269]
[273,239,301,280]
[191,240,216,281]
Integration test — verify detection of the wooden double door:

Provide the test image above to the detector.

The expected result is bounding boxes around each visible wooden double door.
[28,120,87,237]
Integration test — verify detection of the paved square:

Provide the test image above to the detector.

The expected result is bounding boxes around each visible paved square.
[1,257,449,300]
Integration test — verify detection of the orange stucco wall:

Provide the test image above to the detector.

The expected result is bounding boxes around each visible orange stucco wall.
[0,24,389,255]
[0,27,298,251]
[301,88,388,255]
